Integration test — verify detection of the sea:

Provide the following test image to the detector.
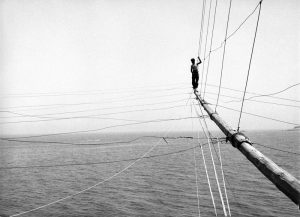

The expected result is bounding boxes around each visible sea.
[0,130,299,217]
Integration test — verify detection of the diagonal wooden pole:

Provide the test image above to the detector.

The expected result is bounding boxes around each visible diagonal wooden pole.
[194,92,300,208]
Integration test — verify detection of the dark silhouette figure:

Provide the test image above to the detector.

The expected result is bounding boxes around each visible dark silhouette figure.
[190,57,202,90]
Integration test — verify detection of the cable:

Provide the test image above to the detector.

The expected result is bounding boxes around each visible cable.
[244,83,300,101]
[237,0,263,132]
[198,0,207,57]
[202,82,300,103]
[197,105,227,216]
[200,0,213,94]
[252,142,300,156]
[0,91,190,111]
[216,104,300,126]
[203,1,261,61]
[0,101,190,124]
[1,135,211,147]
[9,129,173,217]
[217,138,231,216]
[1,116,207,140]
[0,141,224,170]
[193,104,217,216]
[203,0,218,97]
[215,0,232,111]
[191,104,202,217]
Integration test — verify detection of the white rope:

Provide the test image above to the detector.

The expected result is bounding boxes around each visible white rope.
[193,103,217,216]
[217,138,231,216]
[191,104,201,217]
[10,132,171,217]
[197,106,227,216]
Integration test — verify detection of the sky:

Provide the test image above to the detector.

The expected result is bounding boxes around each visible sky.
[0,0,299,136]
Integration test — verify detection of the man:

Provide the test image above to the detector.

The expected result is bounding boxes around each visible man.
[190,57,202,90]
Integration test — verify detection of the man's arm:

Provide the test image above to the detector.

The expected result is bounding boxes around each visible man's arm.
[196,57,202,66]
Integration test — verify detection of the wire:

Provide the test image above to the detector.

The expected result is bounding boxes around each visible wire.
[215,0,232,111]
[237,0,263,132]
[0,141,224,170]
[203,1,261,61]
[198,0,207,57]
[0,91,190,111]
[216,104,300,126]
[244,83,300,101]
[9,129,173,217]
[204,91,300,109]
[252,142,300,156]
[200,0,213,94]
[193,103,217,216]
[0,105,190,125]
[217,138,231,216]
[202,82,300,103]
[197,105,227,216]
[1,116,207,140]
[202,0,218,97]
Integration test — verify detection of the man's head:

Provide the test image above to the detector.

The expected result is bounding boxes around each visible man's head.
[191,58,195,64]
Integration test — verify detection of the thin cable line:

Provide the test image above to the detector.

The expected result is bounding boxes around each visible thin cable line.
[200,0,213,94]
[0,141,221,170]
[237,0,263,131]
[204,91,300,109]
[0,91,190,111]
[215,0,233,111]
[198,0,207,57]
[197,106,227,216]
[1,116,206,140]
[217,138,231,216]
[252,142,300,155]
[244,83,300,101]
[216,104,299,126]
[203,0,218,97]
[9,129,173,217]
[191,104,202,217]
[193,103,218,216]
[203,1,261,61]
[200,82,300,103]
[0,103,190,125]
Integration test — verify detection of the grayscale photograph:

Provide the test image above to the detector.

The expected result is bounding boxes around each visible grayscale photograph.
[0,0,299,216]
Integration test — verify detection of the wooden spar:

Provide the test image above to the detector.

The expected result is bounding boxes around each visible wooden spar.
[194,92,300,208]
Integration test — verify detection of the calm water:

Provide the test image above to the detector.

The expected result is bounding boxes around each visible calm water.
[0,130,299,217]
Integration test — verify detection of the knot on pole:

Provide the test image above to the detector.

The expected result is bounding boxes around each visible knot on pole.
[228,132,252,148]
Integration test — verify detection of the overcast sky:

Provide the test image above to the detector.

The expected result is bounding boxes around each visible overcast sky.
[0,0,299,136]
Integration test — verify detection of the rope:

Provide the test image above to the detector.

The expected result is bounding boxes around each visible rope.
[203,0,218,97]
[237,0,263,131]
[193,103,217,216]
[202,1,261,61]
[200,0,213,94]
[198,0,207,57]
[196,106,227,216]
[213,104,300,126]
[2,116,204,140]
[217,138,231,216]
[215,0,232,111]
[190,104,202,217]
[9,130,172,217]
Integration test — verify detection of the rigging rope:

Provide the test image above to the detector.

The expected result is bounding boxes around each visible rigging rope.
[203,1,261,61]
[217,138,231,216]
[198,0,207,57]
[203,0,218,97]
[215,0,232,111]
[191,104,202,217]
[237,0,263,132]
[196,105,228,216]
[193,103,217,216]
[200,0,213,94]
[9,130,173,217]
